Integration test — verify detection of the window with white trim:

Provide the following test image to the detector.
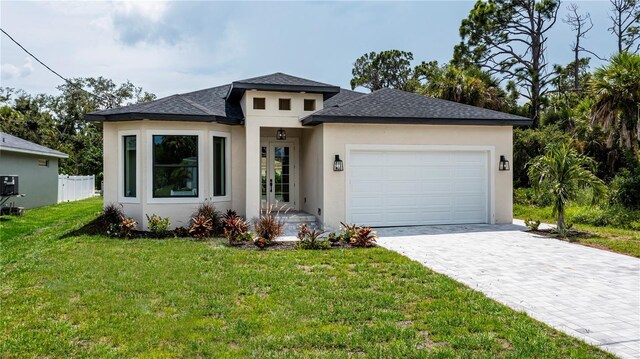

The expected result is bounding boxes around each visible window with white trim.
[212,136,226,197]
[123,135,137,197]
[152,135,199,198]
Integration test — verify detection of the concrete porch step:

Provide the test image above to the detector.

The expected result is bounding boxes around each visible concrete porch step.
[282,222,321,237]
[272,211,317,224]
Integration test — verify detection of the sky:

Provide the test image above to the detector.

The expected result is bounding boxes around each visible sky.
[0,1,618,99]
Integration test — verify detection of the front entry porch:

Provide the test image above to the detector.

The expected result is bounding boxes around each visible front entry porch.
[246,125,322,225]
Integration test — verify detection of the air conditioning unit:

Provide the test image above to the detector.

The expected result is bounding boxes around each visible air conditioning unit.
[0,175,19,196]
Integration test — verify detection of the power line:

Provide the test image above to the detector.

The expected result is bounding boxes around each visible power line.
[0,27,112,103]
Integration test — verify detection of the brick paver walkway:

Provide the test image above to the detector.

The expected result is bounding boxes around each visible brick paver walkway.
[377,222,640,358]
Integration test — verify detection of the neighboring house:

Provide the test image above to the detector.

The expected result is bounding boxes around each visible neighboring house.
[0,132,68,209]
[85,73,531,230]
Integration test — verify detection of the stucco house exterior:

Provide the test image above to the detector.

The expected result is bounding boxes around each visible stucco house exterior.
[85,73,531,230]
[0,132,68,209]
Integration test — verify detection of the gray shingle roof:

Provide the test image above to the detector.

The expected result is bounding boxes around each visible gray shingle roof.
[85,85,243,123]
[0,132,68,158]
[226,72,340,101]
[301,88,531,126]
[323,88,366,108]
[234,72,336,87]
[85,73,531,126]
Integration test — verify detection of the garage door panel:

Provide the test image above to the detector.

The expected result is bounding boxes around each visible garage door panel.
[351,167,381,178]
[454,181,486,193]
[419,182,454,193]
[419,167,453,178]
[415,195,452,206]
[349,149,489,226]
[351,196,382,209]
[351,181,383,194]
[387,182,422,193]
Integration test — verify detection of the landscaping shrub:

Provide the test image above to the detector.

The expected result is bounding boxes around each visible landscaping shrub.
[119,216,137,239]
[524,219,541,231]
[326,232,341,246]
[194,201,223,235]
[223,216,251,245]
[254,205,285,244]
[189,215,213,238]
[146,214,170,238]
[339,222,358,242]
[253,237,267,250]
[103,203,123,236]
[223,209,238,220]
[296,224,330,250]
[350,226,377,247]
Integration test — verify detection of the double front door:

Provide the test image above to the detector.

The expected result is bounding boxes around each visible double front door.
[261,138,298,210]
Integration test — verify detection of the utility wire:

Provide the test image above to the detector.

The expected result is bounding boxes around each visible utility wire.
[1,27,113,104]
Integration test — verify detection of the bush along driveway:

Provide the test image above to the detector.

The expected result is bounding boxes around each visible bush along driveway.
[0,198,615,358]
[377,223,640,359]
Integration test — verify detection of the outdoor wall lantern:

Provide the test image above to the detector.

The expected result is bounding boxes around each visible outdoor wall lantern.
[333,155,344,171]
[276,128,287,141]
[499,155,510,171]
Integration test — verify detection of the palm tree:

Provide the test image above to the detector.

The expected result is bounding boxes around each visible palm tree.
[528,143,606,233]
[420,65,511,111]
[590,52,640,159]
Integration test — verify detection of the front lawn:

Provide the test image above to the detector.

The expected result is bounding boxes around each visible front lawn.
[514,204,640,258]
[1,199,612,357]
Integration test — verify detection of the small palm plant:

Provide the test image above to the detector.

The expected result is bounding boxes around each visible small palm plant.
[528,143,606,234]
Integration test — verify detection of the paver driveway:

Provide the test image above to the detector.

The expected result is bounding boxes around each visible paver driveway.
[376,221,640,359]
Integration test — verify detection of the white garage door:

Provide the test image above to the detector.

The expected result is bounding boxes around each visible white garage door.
[348,149,489,226]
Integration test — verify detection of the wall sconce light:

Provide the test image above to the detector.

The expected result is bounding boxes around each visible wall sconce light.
[333,154,344,171]
[276,128,286,140]
[499,155,510,171]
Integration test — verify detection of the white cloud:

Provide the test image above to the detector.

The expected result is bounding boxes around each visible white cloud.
[1,58,34,81]
[113,1,169,22]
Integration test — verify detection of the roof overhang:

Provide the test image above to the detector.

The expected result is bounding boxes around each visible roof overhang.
[84,112,243,125]
[226,82,341,101]
[301,115,533,127]
[0,146,69,159]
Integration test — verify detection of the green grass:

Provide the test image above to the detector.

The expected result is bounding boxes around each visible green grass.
[514,204,640,257]
[1,199,613,358]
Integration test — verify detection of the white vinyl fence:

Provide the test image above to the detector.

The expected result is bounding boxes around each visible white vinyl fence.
[58,175,97,203]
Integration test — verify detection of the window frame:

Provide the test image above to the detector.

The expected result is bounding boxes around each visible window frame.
[38,159,49,167]
[147,130,204,204]
[118,130,141,203]
[209,131,231,202]
[304,99,316,111]
[253,97,266,110]
[279,98,291,111]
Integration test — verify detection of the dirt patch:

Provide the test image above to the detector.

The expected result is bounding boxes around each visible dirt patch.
[396,320,414,328]
[415,331,447,350]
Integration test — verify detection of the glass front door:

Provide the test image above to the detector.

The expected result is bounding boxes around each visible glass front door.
[260,140,297,210]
